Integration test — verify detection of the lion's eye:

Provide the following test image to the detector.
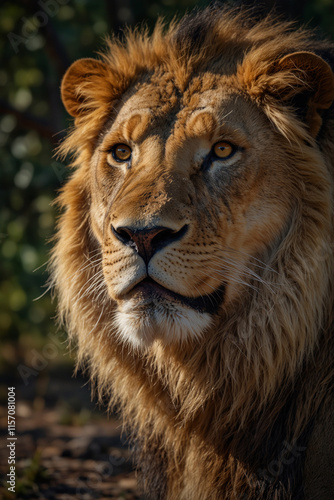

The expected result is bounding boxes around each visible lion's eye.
[212,141,235,160]
[111,144,132,162]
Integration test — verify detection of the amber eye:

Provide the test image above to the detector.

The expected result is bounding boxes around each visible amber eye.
[212,141,235,159]
[111,144,132,162]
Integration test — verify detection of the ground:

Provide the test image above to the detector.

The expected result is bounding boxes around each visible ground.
[0,374,143,500]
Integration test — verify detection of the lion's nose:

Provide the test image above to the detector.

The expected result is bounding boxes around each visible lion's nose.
[111,224,188,265]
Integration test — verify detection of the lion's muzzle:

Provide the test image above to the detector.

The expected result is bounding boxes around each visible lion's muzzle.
[111,223,188,265]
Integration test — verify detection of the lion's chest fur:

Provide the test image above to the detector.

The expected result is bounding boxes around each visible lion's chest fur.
[122,345,328,500]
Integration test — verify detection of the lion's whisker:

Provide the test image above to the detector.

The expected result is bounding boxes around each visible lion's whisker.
[47,256,102,290]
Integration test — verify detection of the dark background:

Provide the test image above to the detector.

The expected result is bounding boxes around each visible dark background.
[1,0,334,498]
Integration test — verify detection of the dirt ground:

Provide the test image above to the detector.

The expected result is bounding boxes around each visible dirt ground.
[0,376,143,500]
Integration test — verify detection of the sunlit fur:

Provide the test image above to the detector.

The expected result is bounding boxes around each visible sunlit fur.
[114,299,212,348]
[51,7,334,499]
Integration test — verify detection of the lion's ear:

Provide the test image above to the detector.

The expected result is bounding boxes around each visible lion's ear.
[241,51,334,137]
[61,58,109,117]
[276,51,334,136]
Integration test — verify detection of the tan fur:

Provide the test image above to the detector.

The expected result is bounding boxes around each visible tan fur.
[51,7,334,499]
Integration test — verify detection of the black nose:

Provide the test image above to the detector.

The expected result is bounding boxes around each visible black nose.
[111,224,188,264]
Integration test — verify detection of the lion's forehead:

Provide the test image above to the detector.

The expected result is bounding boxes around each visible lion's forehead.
[111,73,246,145]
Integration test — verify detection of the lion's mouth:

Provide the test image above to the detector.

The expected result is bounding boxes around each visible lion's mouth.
[129,277,225,314]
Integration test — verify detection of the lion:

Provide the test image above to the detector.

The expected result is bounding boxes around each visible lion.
[51,6,334,499]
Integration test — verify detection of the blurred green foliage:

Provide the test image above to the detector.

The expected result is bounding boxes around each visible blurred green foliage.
[1,0,334,379]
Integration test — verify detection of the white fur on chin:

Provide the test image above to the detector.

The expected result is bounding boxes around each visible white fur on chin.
[113,298,212,349]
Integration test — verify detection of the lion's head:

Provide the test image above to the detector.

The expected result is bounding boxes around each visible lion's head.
[52,8,334,498]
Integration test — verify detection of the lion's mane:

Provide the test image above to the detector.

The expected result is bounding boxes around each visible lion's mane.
[51,7,334,499]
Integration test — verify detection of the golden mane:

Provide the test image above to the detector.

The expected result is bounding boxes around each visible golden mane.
[51,6,334,498]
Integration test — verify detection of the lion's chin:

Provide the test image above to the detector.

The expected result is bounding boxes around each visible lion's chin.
[112,297,212,349]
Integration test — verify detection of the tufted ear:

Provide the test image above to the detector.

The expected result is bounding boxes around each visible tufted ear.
[61,58,110,117]
[277,51,334,136]
[241,51,334,137]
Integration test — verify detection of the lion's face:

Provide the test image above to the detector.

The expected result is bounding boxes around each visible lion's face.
[58,23,334,351]
[88,72,293,347]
